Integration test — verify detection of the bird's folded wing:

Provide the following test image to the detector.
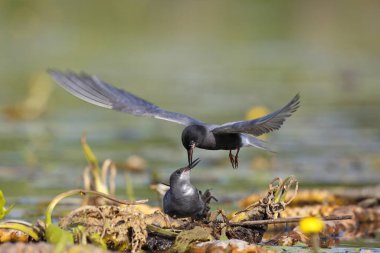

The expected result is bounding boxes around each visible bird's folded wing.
[211,93,300,136]
[48,70,204,126]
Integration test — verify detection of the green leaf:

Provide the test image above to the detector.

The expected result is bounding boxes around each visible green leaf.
[89,233,108,250]
[46,224,74,245]
[81,134,109,194]
[81,135,99,169]
[0,190,5,207]
[0,190,14,220]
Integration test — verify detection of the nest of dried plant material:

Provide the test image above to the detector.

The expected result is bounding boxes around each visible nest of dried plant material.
[52,176,298,253]
[60,205,147,252]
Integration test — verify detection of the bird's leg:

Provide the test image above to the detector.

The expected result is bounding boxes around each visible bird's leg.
[229,150,235,168]
[234,147,240,168]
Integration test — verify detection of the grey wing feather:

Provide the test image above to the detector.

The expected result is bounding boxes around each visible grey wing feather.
[48,69,204,126]
[211,94,300,136]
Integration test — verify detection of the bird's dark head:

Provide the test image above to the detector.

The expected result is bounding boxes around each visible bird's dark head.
[181,125,207,165]
[169,158,200,186]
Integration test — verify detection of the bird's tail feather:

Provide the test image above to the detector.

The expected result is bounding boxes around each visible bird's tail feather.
[241,134,276,153]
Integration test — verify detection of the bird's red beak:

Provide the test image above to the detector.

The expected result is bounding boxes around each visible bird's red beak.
[187,142,195,166]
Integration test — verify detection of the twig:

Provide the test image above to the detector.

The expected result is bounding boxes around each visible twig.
[230,215,353,227]
[78,190,148,205]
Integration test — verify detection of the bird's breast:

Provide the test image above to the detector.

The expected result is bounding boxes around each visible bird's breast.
[181,185,196,196]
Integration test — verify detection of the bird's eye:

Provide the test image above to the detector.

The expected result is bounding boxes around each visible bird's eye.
[176,170,181,175]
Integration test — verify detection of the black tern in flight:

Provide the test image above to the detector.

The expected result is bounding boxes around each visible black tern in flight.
[48,70,300,168]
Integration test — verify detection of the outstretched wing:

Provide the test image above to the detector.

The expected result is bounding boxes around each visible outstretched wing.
[48,69,204,126]
[211,94,300,136]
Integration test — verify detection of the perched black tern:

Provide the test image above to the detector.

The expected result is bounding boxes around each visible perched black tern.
[163,158,207,218]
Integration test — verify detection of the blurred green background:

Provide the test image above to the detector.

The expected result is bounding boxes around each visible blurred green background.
[0,1,380,219]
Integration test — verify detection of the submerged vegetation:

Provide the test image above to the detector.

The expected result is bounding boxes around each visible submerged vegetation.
[0,136,378,252]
